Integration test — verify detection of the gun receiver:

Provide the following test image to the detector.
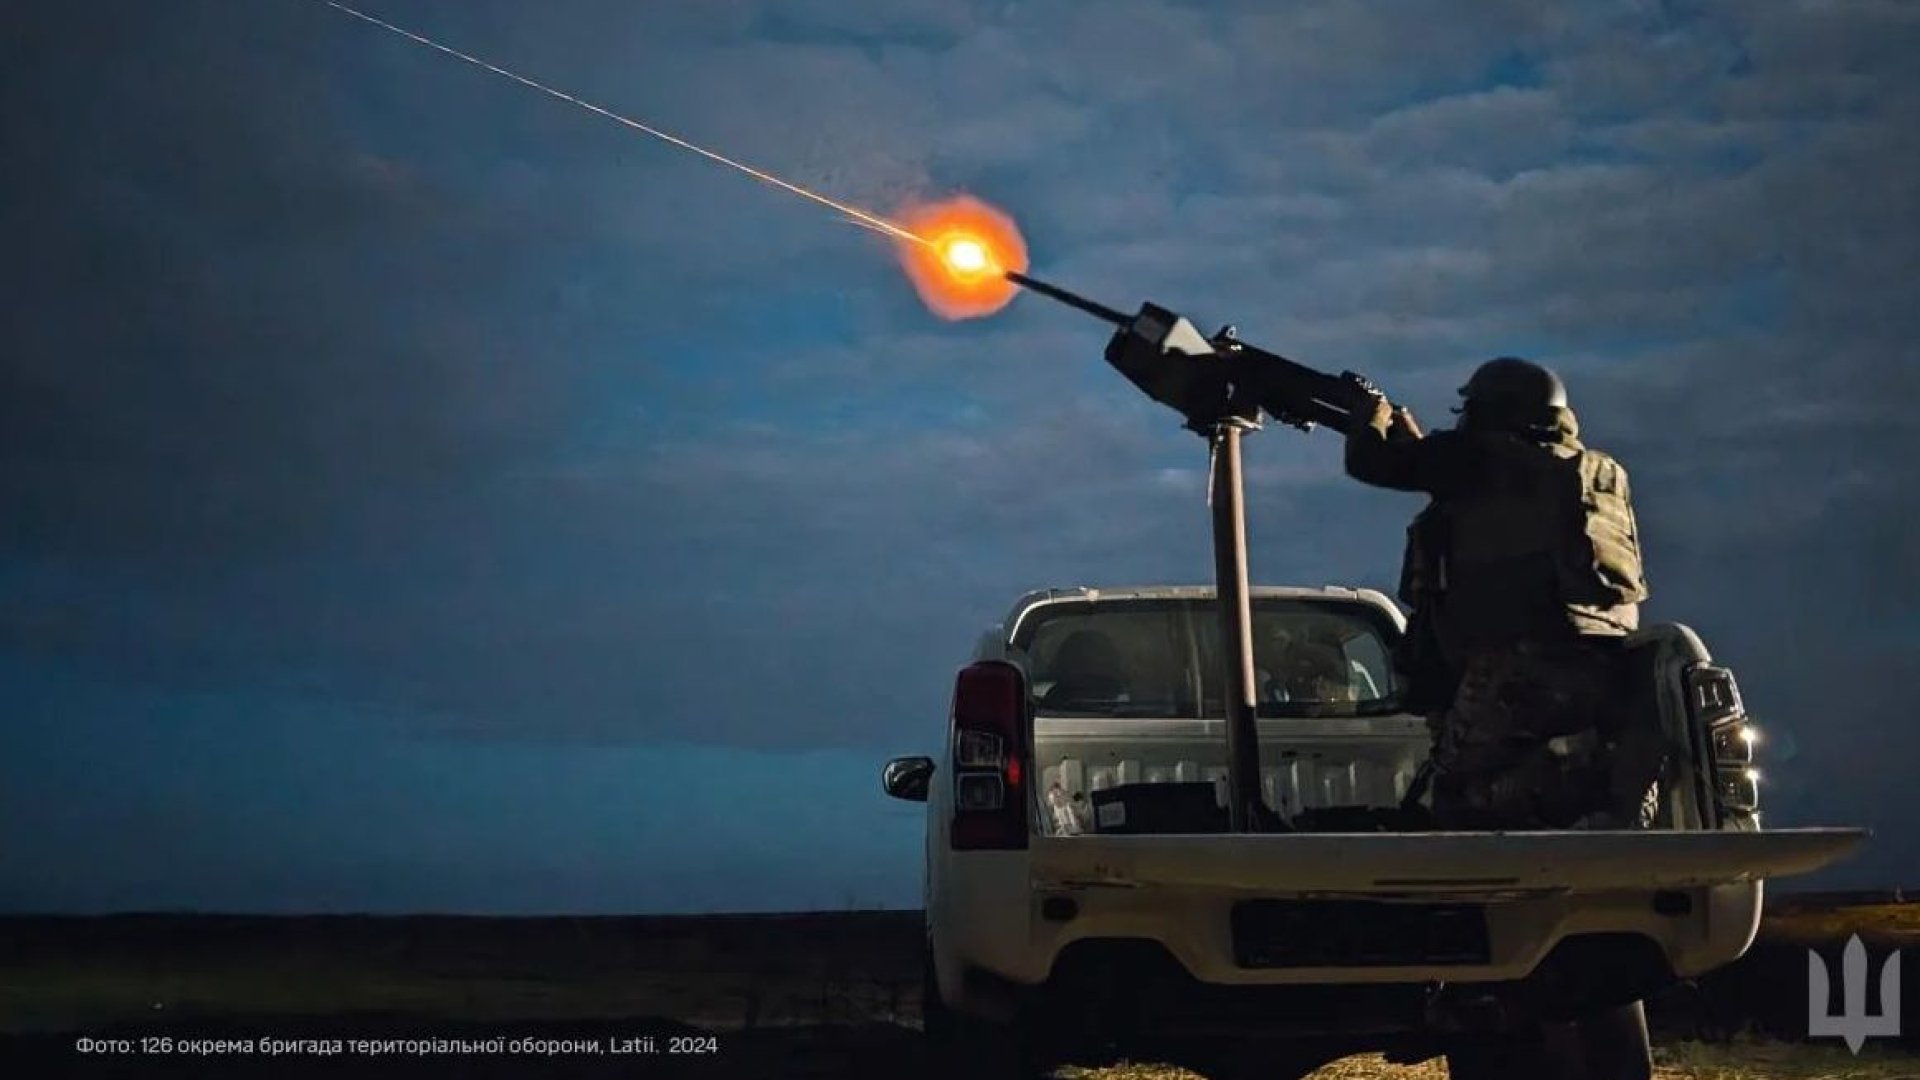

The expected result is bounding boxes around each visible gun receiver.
[1214,329,1384,435]
[1098,298,1386,435]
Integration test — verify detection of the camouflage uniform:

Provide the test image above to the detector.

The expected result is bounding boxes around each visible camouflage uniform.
[1346,401,1657,830]
[1427,640,1627,828]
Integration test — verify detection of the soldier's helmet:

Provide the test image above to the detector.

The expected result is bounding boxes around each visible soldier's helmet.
[1457,356,1567,431]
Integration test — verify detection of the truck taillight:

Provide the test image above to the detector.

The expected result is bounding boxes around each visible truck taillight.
[949,660,1030,851]
[1687,663,1761,822]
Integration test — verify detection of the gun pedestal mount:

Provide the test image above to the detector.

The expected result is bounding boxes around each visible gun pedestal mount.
[1203,412,1270,834]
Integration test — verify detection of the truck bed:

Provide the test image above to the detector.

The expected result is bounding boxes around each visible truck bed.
[1034,714,1429,835]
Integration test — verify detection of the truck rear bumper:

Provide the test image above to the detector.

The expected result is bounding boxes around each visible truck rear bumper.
[966,931,1673,1039]
[941,874,1760,982]
[933,868,1765,1036]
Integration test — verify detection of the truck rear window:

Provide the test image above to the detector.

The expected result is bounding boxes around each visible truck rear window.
[1013,598,1400,719]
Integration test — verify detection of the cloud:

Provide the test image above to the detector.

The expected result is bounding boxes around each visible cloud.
[1361,87,1574,174]
[1,2,607,572]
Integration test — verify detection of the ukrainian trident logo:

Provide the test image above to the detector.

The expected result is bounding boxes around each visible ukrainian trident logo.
[1808,934,1901,1053]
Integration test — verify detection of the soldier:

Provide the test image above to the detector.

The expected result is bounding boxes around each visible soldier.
[1344,357,1656,829]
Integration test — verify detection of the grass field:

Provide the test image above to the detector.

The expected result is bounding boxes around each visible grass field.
[2,897,1914,1077]
[1102,1041,1920,1079]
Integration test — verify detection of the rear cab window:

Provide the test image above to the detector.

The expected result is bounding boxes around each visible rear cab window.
[1012,597,1402,719]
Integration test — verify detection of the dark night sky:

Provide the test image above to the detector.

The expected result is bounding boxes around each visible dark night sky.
[2,1,1915,912]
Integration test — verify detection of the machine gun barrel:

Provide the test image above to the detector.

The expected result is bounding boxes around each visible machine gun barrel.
[1003,270,1131,327]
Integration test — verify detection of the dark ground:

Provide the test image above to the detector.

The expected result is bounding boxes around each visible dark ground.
[1,895,1914,1077]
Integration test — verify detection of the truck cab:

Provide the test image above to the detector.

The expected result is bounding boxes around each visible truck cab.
[883,585,1864,1079]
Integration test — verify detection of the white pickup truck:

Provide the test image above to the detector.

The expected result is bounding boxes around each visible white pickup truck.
[883,585,1866,1080]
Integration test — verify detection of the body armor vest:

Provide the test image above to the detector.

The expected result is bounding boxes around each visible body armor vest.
[1399,437,1647,649]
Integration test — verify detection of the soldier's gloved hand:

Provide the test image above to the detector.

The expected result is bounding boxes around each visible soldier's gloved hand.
[1367,397,1424,440]
[1366,396,1394,433]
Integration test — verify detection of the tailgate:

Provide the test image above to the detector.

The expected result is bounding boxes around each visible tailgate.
[1031,827,1866,895]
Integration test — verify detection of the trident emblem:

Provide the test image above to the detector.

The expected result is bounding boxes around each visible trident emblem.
[1809,934,1901,1053]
